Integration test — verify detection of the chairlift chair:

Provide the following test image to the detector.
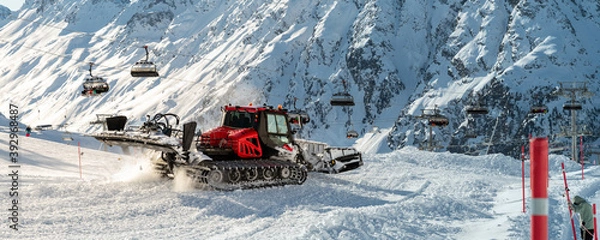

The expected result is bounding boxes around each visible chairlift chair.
[81,62,109,97]
[330,92,355,106]
[465,106,489,115]
[131,46,159,77]
[465,131,477,138]
[346,130,359,138]
[60,123,74,141]
[428,115,449,127]
[288,109,310,125]
[62,132,74,141]
[331,80,355,106]
[287,98,311,125]
[464,91,488,115]
[530,106,548,114]
[563,101,582,111]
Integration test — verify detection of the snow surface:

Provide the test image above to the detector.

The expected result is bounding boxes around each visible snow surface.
[2,126,600,239]
[1,0,600,239]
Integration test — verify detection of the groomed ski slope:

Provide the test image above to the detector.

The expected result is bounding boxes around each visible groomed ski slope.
[1,128,599,240]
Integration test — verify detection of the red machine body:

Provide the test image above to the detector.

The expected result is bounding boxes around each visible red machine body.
[197,104,294,160]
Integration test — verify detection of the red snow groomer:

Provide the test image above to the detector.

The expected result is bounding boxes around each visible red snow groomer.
[92,103,363,190]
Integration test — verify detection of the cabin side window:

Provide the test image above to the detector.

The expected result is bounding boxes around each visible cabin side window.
[266,113,290,144]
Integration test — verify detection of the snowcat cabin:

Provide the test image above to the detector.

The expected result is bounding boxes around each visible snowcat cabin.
[198,105,295,161]
[261,110,292,145]
[224,104,295,148]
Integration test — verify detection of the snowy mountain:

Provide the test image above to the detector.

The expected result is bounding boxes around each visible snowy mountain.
[3,1,600,238]
[3,127,600,239]
[0,0,598,156]
[0,5,11,20]
[388,0,600,157]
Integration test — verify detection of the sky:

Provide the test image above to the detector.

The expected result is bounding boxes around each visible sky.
[0,0,24,11]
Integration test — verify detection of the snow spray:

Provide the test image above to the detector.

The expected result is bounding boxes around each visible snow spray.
[530,138,548,240]
[173,167,196,192]
[111,152,161,183]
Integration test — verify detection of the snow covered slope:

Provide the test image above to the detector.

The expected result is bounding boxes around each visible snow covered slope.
[0,0,598,155]
[2,129,599,239]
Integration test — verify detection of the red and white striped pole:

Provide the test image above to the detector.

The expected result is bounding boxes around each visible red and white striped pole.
[522,144,526,213]
[530,138,548,240]
[594,204,598,240]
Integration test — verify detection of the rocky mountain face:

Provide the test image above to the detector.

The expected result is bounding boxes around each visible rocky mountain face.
[0,0,598,156]
[0,5,11,19]
[388,0,600,157]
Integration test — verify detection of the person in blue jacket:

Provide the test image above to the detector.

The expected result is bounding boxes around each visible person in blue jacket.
[570,195,595,240]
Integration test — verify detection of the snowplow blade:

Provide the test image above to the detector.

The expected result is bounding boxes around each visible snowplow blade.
[294,139,363,173]
[323,147,363,173]
[90,114,195,154]
[91,132,180,153]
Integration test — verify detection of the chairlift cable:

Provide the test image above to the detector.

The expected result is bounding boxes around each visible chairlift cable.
[4,15,284,74]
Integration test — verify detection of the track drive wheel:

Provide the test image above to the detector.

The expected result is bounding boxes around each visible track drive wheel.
[292,167,308,184]
[280,167,291,179]
[246,168,258,181]
[295,153,312,171]
[228,169,241,183]
[263,168,275,180]
[207,169,224,185]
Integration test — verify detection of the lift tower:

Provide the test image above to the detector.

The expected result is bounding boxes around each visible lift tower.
[555,82,594,162]
[418,105,449,151]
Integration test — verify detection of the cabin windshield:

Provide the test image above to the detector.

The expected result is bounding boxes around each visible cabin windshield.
[223,111,253,128]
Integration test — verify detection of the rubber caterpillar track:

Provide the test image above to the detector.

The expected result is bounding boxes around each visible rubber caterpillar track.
[154,159,307,191]
[191,160,307,190]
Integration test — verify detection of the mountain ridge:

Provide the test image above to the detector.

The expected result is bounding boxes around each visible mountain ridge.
[0,0,598,155]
